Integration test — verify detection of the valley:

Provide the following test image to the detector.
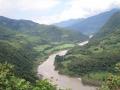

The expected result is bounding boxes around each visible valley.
[37,50,96,90]
[0,8,120,90]
[54,11,120,89]
[37,40,97,90]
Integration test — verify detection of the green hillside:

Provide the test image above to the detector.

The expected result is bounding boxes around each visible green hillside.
[0,16,88,43]
[0,63,57,90]
[0,16,88,90]
[54,12,120,87]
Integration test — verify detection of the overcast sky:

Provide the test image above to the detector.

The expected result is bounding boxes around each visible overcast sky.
[0,0,120,24]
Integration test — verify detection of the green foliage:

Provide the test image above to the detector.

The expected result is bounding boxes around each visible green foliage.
[0,63,32,90]
[115,63,120,72]
[100,63,120,90]
[54,55,64,70]
[82,72,109,86]
[0,16,88,84]
[33,80,56,90]
[0,16,88,90]
[0,41,38,82]
[0,63,57,90]
[0,16,88,44]
[54,12,120,86]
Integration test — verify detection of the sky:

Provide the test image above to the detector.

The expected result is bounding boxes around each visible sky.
[0,0,120,24]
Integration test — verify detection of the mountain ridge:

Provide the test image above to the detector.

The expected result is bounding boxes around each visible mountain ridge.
[55,8,120,35]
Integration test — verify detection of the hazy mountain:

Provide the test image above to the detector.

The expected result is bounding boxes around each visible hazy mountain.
[55,19,84,27]
[92,11,120,40]
[55,9,119,35]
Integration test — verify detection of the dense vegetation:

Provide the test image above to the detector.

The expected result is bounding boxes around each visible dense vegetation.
[0,16,87,89]
[54,12,120,87]
[0,26,38,82]
[100,63,120,90]
[0,16,88,43]
[0,63,56,90]
[1,8,120,90]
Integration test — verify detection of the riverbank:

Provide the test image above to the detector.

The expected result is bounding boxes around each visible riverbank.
[37,49,97,90]
[54,66,102,87]
[53,40,102,87]
[33,43,75,76]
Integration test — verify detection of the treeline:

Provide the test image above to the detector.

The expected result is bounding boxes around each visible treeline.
[100,63,120,90]
[0,63,56,90]
[54,45,120,75]
[0,41,38,82]
[67,49,120,75]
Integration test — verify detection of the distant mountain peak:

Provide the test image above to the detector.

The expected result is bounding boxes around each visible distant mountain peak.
[55,8,120,35]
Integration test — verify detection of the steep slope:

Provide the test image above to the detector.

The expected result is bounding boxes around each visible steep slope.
[55,9,119,35]
[0,26,38,82]
[93,11,120,39]
[54,11,120,86]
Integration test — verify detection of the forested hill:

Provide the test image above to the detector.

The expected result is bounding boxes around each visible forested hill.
[54,11,120,87]
[0,16,88,43]
[0,16,88,89]
[92,11,120,40]
[0,16,88,81]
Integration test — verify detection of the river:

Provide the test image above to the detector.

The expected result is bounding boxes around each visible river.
[37,40,97,90]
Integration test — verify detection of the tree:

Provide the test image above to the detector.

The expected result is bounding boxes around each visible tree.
[33,80,56,90]
[100,63,120,90]
[0,63,57,90]
[0,62,32,90]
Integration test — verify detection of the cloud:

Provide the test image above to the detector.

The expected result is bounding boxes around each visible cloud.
[0,0,120,24]
[18,0,60,11]
[34,15,60,24]
[0,0,60,11]
[0,0,13,12]
[41,0,120,24]
[52,0,120,23]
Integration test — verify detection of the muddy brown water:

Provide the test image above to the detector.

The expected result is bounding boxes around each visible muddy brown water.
[37,41,97,90]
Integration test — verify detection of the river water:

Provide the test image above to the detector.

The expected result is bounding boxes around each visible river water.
[37,40,97,90]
